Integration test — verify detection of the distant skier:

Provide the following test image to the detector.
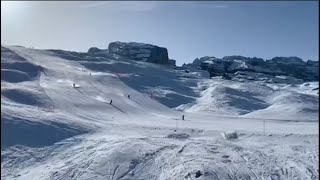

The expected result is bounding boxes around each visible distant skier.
[72,83,75,88]
[89,72,91,76]
[110,99,113,105]
[182,115,185,120]
[128,94,130,99]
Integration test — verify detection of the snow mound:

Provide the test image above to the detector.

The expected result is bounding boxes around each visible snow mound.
[1,47,40,83]
[241,91,319,120]
[1,69,33,83]
[1,116,88,148]
[183,78,318,121]
[186,80,272,115]
[1,88,51,107]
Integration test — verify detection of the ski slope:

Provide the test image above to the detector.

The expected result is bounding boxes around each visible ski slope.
[1,46,319,180]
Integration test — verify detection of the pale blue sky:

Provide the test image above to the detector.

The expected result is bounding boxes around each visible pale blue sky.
[1,1,318,65]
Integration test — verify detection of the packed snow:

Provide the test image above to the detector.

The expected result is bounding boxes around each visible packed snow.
[1,46,319,180]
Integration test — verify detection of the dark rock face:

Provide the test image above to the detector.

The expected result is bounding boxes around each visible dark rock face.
[193,56,216,67]
[87,47,102,54]
[87,47,109,57]
[266,57,318,81]
[307,60,319,66]
[186,56,226,76]
[186,56,318,81]
[168,59,176,67]
[108,41,169,64]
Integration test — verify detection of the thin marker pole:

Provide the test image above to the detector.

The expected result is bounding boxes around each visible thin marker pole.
[176,119,178,131]
[263,120,265,135]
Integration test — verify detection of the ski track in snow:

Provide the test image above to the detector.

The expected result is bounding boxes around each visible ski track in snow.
[2,132,318,180]
[1,46,319,180]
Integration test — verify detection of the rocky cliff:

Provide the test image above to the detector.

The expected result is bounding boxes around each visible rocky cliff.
[108,41,169,64]
[185,56,318,81]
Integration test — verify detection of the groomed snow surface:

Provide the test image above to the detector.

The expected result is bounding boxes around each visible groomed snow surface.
[1,46,319,180]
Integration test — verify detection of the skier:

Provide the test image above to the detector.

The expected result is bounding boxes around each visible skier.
[182,114,185,120]
[89,72,91,76]
[72,83,75,88]
[128,94,130,99]
[110,99,112,105]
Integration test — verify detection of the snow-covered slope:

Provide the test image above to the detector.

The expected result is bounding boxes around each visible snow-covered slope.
[1,46,318,180]
[180,77,319,121]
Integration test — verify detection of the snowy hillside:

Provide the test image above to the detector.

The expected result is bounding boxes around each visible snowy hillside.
[1,45,319,180]
[179,77,319,121]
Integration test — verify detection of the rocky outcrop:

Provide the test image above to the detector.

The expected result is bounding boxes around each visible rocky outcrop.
[186,55,318,81]
[88,47,102,54]
[108,41,169,64]
[266,57,318,81]
[87,47,109,57]
[307,60,319,66]
[192,57,216,67]
[168,59,176,67]
[183,56,225,76]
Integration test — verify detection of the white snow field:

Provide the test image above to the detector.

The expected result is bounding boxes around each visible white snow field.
[1,46,319,180]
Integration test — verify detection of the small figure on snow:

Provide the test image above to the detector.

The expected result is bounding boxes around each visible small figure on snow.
[72,83,75,88]
[182,114,185,120]
[128,94,130,99]
[89,72,91,76]
[110,100,113,105]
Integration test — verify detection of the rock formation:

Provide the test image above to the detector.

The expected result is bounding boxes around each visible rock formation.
[108,41,169,64]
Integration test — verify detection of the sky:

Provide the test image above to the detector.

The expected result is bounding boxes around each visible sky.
[1,1,319,65]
